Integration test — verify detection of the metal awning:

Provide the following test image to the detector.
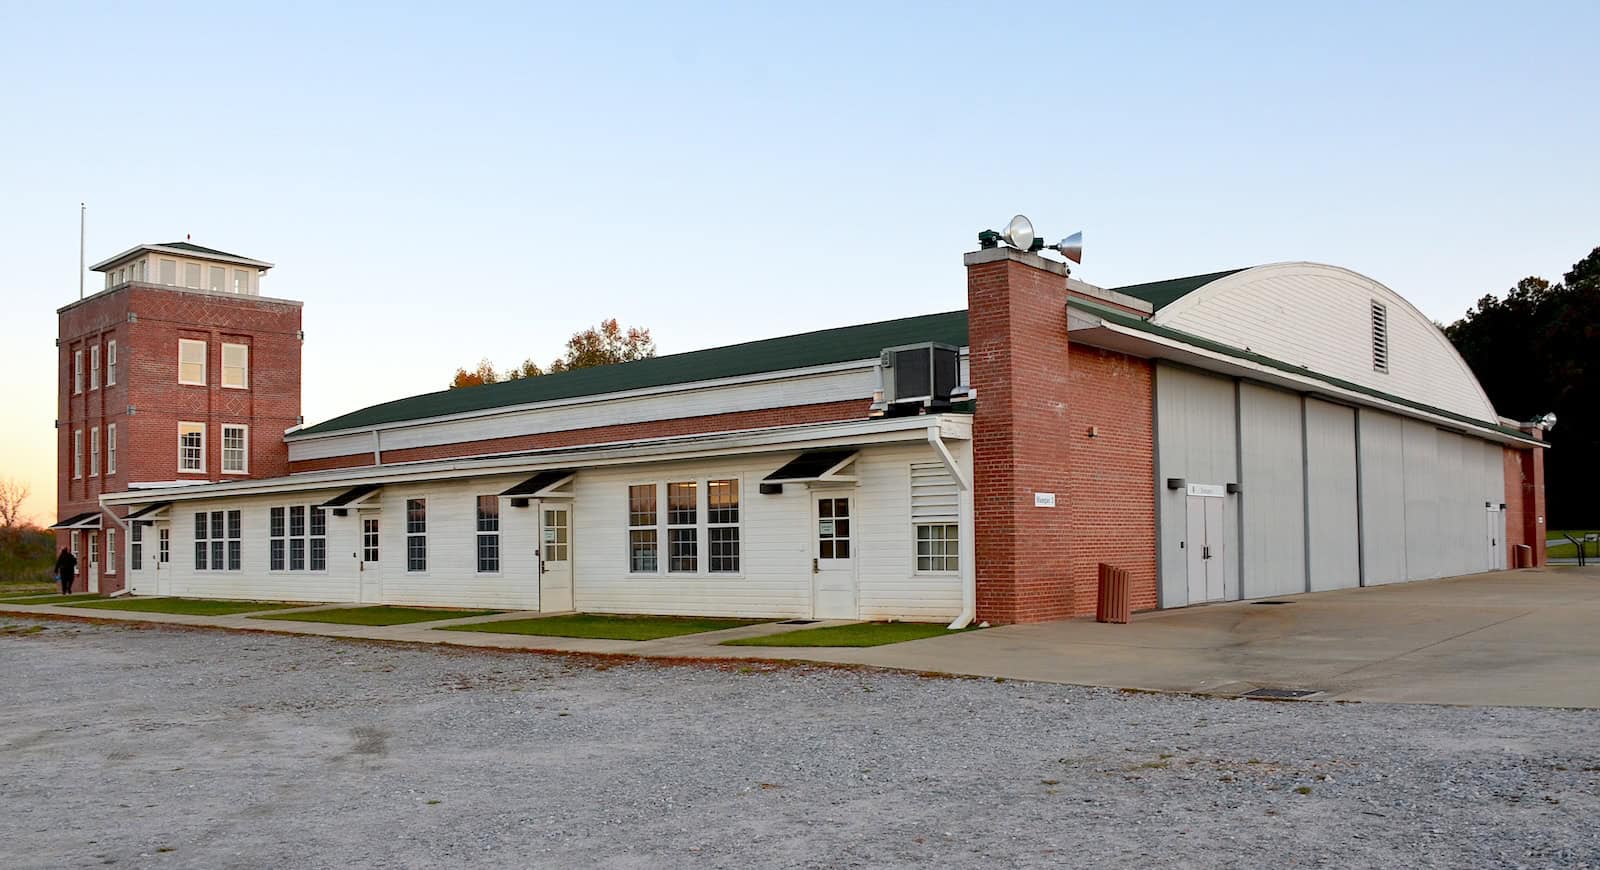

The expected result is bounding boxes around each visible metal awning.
[501,470,576,498]
[125,502,172,522]
[763,449,858,483]
[50,511,102,530]
[318,484,382,509]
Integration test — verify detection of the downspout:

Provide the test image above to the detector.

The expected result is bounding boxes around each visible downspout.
[928,427,976,630]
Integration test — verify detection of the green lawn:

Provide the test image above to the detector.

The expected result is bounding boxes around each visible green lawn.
[439,613,764,641]
[1547,530,1598,560]
[252,606,504,626]
[722,621,976,648]
[0,593,107,605]
[0,583,59,599]
[68,598,302,616]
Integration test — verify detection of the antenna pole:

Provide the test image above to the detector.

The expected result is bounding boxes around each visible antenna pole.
[78,202,85,300]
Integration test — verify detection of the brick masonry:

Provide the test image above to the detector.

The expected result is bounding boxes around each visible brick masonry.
[55,282,302,592]
[1504,440,1547,568]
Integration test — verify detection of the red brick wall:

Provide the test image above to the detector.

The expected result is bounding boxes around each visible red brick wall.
[1066,346,1157,614]
[1503,446,1526,567]
[967,250,1077,624]
[1503,442,1549,568]
[55,283,302,592]
[288,398,873,473]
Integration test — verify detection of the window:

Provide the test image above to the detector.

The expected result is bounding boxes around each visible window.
[184,262,201,288]
[106,340,116,386]
[70,530,80,558]
[88,532,98,574]
[74,349,83,394]
[628,484,657,572]
[269,507,285,570]
[179,339,207,385]
[106,529,117,575]
[233,269,250,294]
[406,499,427,572]
[543,508,569,562]
[131,523,142,571]
[209,265,226,292]
[707,479,740,573]
[221,343,248,389]
[1371,301,1389,374]
[476,495,500,573]
[90,344,100,390]
[194,512,209,570]
[310,506,326,571]
[159,258,177,285]
[222,424,248,473]
[73,429,83,479]
[911,462,960,573]
[230,510,244,571]
[289,506,306,570]
[817,497,850,560]
[90,427,99,477]
[667,482,698,573]
[266,504,324,572]
[179,422,205,473]
[362,518,379,563]
[106,424,117,475]
[159,527,170,564]
[193,511,239,571]
[135,260,147,282]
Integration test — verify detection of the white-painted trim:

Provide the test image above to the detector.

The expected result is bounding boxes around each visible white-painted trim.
[221,424,250,475]
[178,339,208,386]
[90,243,274,272]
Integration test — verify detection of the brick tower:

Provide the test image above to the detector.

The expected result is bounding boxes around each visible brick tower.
[54,242,303,593]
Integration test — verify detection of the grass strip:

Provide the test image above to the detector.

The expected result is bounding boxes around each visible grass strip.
[252,606,503,626]
[440,613,764,641]
[722,621,976,648]
[68,598,301,616]
[1,594,108,605]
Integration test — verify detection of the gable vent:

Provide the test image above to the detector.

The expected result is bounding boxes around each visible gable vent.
[911,462,959,522]
[1370,301,1389,374]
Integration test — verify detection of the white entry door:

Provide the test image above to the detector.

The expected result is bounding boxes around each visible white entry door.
[812,493,858,619]
[1486,506,1505,570]
[127,523,152,595]
[1185,495,1226,604]
[540,504,573,612]
[359,516,383,603]
[154,524,173,596]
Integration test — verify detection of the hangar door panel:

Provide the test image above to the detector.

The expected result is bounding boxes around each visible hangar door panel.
[1401,420,1441,581]
[1155,364,1240,608]
[1357,410,1408,585]
[1305,399,1360,591]
[1239,384,1306,598]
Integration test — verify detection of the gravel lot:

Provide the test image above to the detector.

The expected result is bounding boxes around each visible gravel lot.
[2,618,1597,869]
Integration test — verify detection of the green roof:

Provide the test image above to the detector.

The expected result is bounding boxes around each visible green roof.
[159,241,253,260]
[1109,268,1248,310]
[298,310,970,435]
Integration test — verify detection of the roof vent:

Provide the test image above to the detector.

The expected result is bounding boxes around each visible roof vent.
[1370,301,1389,374]
[877,342,959,415]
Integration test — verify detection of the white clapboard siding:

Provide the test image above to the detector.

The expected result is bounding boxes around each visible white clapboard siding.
[159,491,360,603]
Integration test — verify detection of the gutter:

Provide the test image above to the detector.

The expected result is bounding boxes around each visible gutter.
[927,428,976,631]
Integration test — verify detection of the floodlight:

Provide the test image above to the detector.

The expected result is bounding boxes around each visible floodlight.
[999,214,1035,251]
[1048,231,1083,264]
[1540,412,1557,430]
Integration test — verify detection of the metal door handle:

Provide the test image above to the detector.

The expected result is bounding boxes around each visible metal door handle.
[812,558,819,574]
[1202,545,1211,560]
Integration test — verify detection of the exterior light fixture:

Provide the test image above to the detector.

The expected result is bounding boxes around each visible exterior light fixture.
[977,216,1085,265]
[1048,231,1084,264]
[1539,412,1557,431]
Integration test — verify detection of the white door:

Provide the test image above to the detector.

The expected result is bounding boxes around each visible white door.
[1486,506,1505,570]
[359,516,383,603]
[811,493,858,619]
[1185,495,1226,604]
[539,504,573,612]
[127,523,151,595]
[154,524,172,596]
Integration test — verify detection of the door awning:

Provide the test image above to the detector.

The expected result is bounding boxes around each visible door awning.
[318,484,382,509]
[763,449,858,483]
[125,502,172,522]
[50,511,102,530]
[501,469,576,498]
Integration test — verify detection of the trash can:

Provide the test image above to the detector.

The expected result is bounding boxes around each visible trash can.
[1514,545,1532,568]
[1096,563,1131,624]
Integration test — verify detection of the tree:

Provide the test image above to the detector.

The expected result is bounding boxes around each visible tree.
[448,320,655,388]
[0,476,28,529]
[1445,246,1600,528]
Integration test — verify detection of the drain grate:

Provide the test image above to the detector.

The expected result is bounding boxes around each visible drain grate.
[777,619,820,625]
[1253,600,1293,605]
[1243,687,1319,699]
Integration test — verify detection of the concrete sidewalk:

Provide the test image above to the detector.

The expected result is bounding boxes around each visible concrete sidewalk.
[5,566,1597,708]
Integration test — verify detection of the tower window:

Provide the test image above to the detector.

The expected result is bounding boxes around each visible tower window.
[159,259,177,285]
[222,343,249,389]
[179,422,206,473]
[179,339,207,385]
[1371,301,1389,374]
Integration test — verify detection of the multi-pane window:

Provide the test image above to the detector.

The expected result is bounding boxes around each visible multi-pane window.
[268,505,322,571]
[309,506,326,572]
[817,497,850,559]
[229,510,244,571]
[73,349,83,394]
[667,482,697,573]
[362,518,379,563]
[194,511,238,571]
[222,343,248,389]
[131,523,142,571]
[106,529,117,575]
[90,344,100,390]
[289,506,306,570]
[73,429,83,478]
[70,530,80,558]
[158,527,170,564]
[89,427,100,477]
[543,507,569,562]
[88,532,98,575]
[476,495,500,573]
[911,461,960,573]
[628,484,657,572]
[106,424,116,475]
[106,341,117,386]
[178,339,207,385]
[269,507,286,570]
[222,425,248,473]
[179,422,205,472]
[707,479,740,573]
[195,512,208,570]
[406,499,427,572]
[915,524,960,572]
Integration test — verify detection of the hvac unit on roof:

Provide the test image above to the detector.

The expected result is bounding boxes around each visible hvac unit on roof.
[877,342,960,415]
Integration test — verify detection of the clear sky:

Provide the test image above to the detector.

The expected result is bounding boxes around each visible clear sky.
[1,1,1596,525]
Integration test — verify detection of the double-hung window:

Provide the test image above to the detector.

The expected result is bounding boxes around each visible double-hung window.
[229,510,244,571]
[222,343,248,389]
[106,341,117,386]
[184,262,201,289]
[209,265,227,292]
[233,269,250,294]
[131,523,142,571]
[194,511,239,571]
[89,427,100,477]
[178,339,207,385]
[911,462,961,573]
[309,507,326,571]
[628,485,657,572]
[90,344,100,390]
[666,482,698,573]
[267,505,325,572]
[73,350,83,394]
[406,499,427,572]
[289,506,307,570]
[106,424,116,475]
[194,512,210,570]
[73,429,83,479]
[476,496,500,573]
[179,422,205,473]
[70,530,80,559]
[106,529,117,575]
[222,424,248,473]
[269,507,286,570]
[707,479,740,573]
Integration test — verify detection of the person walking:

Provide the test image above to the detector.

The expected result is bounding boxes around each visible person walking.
[54,547,77,596]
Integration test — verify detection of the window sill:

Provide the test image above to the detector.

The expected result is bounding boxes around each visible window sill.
[178,381,207,388]
[222,470,250,476]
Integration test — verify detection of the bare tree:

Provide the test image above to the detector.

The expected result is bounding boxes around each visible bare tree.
[0,477,30,529]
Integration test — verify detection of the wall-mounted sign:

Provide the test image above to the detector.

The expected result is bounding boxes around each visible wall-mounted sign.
[543,528,558,543]
[818,519,835,536]
[1034,492,1056,508]
[1186,483,1227,498]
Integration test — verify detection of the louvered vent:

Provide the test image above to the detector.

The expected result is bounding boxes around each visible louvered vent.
[1370,301,1389,374]
[910,462,959,522]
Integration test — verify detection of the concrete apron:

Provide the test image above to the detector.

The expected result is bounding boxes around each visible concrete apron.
[5,566,1598,709]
